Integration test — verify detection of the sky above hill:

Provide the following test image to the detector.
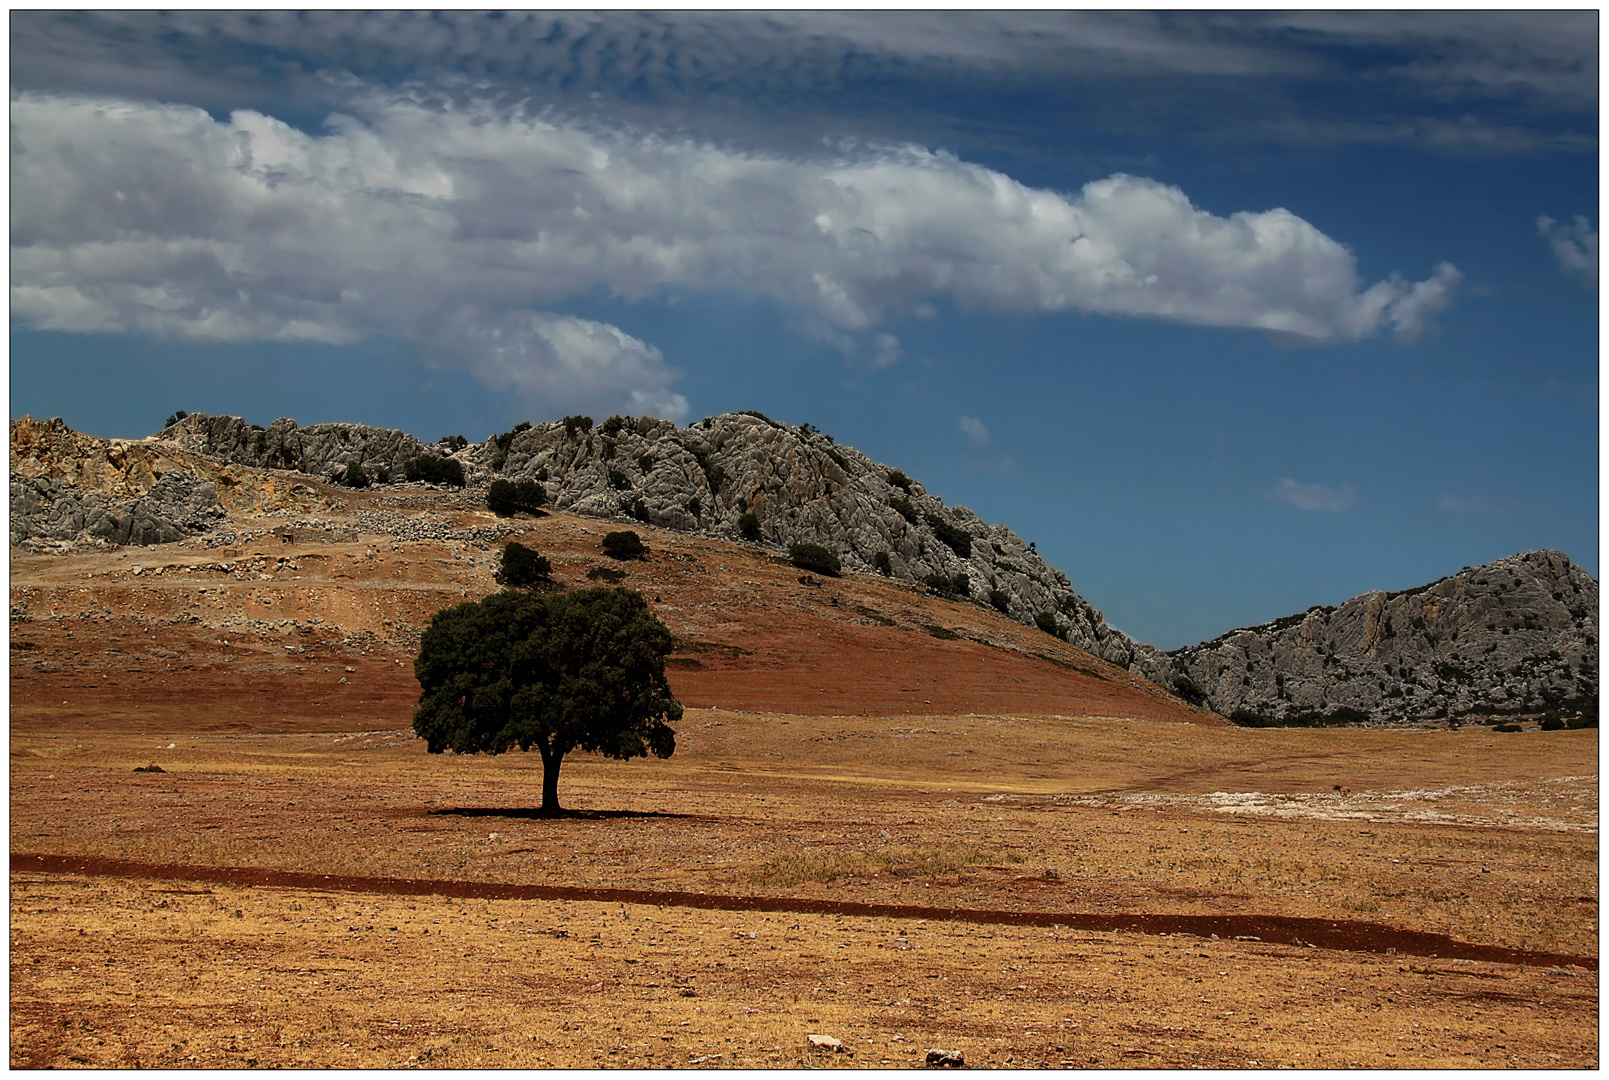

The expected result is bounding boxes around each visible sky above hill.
[9,11,1599,648]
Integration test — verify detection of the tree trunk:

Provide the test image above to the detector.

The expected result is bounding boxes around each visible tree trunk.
[539,747,563,814]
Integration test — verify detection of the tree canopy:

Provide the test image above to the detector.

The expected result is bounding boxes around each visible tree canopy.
[412,587,681,813]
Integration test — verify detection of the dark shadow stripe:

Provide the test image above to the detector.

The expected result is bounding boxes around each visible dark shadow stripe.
[12,852,1594,971]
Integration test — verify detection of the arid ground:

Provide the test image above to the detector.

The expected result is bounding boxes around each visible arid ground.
[10,490,1599,1068]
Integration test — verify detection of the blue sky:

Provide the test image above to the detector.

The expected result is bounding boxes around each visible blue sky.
[9,11,1599,648]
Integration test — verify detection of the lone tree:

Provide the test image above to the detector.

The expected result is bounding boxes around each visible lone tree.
[412,588,681,814]
[495,542,552,588]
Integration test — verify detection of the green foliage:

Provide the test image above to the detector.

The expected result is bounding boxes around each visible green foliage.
[412,588,681,813]
[1539,716,1566,731]
[822,445,848,472]
[562,415,593,437]
[608,469,631,490]
[1171,676,1208,707]
[164,410,188,429]
[637,453,655,473]
[343,462,370,489]
[1034,611,1066,640]
[738,512,762,541]
[405,455,466,487]
[629,499,650,523]
[587,566,627,584]
[887,468,913,494]
[601,415,627,436]
[602,530,646,560]
[440,434,469,451]
[924,572,971,598]
[987,589,1010,614]
[487,478,546,516]
[254,429,267,455]
[737,410,781,427]
[687,445,725,492]
[495,542,552,588]
[924,512,972,558]
[788,542,841,577]
[874,551,893,576]
[890,496,918,523]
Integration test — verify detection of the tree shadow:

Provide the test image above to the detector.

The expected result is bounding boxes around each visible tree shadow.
[426,806,698,821]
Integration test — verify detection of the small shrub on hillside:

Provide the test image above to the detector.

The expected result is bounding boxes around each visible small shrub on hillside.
[1171,676,1209,707]
[887,468,913,494]
[164,409,189,429]
[602,530,646,560]
[495,542,552,588]
[788,542,841,577]
[1034,611,1066,640]
[601,415,627,436]
[608,469,631,490]
[890,496,918,523]
[629,499,650,523]
[562,415,593,437]
[343,462,370,488]
[739,512,762,541]
[925,512,972,559]
[874,551,893,576]
[586,566,627,584]
[405,455,466,487]
[637,453,655,473]
[987,589,1010,614]
[1492,723,1523,733]
[487,478,546,516]
[439,434,469,451]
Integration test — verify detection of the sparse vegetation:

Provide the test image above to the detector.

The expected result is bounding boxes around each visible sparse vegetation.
[601,415,627,436]
[562,415,593,437]
[924,572,970,598]
[342,462,370,489]
[602,530,647,560]
[788,542,841,577]
[738,512,762,541]
[404,455,466,487]
[608,469,631,490]
[1034,611,1066,640]
[164,410,188,429]
[495,542,552,588]
[890,496,918,523]
[987,589,1010,614]
[439,434,469,451]
[1172,675,1209,707]
[586,566,627,584]
[637,453,655,473]
[629,499,650,523]
[874,551,893,576]
[887,468,913,493]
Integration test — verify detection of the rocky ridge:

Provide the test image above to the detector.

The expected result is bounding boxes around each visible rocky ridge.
[1129,550,1598,726]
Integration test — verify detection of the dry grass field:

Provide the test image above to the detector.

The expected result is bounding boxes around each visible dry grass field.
[9,494,1600,1068]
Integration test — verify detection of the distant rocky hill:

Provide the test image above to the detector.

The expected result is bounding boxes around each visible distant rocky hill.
[1129,550,1598,727]
[11,411,1598,726]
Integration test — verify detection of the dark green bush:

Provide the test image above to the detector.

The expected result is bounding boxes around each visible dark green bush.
[629,499,650,523]
[951,573,970,597]
[495,542,552,588]
[1539,716,1566,731]
[1492,723,1522,733]
[637,453,655,473]
[609,469,631,490]
[924,512,972,558]
[562,415,593,437]
[922,572,970,597]
[601,415,627,436]
[603,530,646,560]
[1034,611,1066,640]
[164,410,188,429]
[405,455,466,487]
[987,589,1010,614]
[887,469,913,494]
[487,478,546,516]
[586,566,627,584]
[343,462,370,488]
[439,434,468,451]
[890,496,918,523]
[1171,676,1208,707]
[738,512,762,541]
[788,543,841,577]
[874,551,893,576]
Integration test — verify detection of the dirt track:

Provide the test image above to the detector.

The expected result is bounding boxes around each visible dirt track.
[14,853,1594,970]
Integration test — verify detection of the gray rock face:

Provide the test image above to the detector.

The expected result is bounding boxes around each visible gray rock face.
[462,412,1140,663]
[161,412,444,483]
[11,471,226,549]
[1129,550,1598,724]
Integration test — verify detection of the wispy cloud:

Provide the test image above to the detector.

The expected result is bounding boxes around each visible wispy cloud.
[958,415,991,447]
[1272,478,1356,512]
[1537,215,1598,289]
[11,90,1462,416]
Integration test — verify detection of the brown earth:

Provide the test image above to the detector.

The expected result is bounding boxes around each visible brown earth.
[9,480,1600,1068]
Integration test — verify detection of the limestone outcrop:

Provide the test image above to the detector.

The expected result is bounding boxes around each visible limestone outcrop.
[1129,550,1598,725]
[160,412,444,483]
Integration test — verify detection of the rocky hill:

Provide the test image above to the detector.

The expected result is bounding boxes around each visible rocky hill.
[11,410,1598,727]
[1129,550,1598,727]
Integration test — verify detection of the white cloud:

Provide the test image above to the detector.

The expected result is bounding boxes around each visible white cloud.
[958,415,990,447]
[871,333,903,368]
[1537,215,1597,289]
[1272,478,1356,512]
[11,90,1462,415]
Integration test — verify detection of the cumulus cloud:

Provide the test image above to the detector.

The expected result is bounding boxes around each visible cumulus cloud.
[958,415,991,447]
[1272,478,1356,512]
[1537,215,1597,289]
[11,90,1462,414]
